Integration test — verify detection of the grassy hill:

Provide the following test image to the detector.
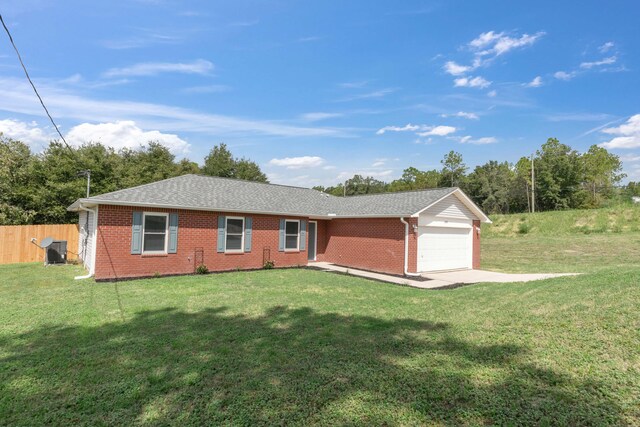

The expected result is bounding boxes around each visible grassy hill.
[481,203,640,273]
[483,203,640,237]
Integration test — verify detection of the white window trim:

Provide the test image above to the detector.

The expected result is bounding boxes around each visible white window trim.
[142,212,169,254]
[225,216,245,253]
[284,219,300,252]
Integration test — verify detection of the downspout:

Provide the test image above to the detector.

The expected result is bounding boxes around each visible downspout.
[400,217,421,277]
[75,203,97,280]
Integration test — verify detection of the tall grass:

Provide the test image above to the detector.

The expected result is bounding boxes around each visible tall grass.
[483,203,640,237]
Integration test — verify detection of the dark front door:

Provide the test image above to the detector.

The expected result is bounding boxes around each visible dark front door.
[307,221,317,261]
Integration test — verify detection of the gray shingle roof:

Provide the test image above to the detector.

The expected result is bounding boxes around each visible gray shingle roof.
[68,174,462,218]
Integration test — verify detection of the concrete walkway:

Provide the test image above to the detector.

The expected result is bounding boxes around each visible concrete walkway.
[307,262,577,290]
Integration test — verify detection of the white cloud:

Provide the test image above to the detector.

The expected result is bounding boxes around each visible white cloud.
[322,165,337,170]
[0,118,191,154]
[339,80,370,89]
[300,112,343,122]
[0,76,345,139]
[599,114,640,149]
[443,61,471,76]
[580,56,617,69]
[457,135,498,144]
[65,121,190,154]
[0,119,53,147]
[338,88,397,101]
[470,31,545,57]
[376,124,422,135]
[102,59,214,78]
[554,71,577,81]
[371,161,385,167]
[454,76,491,88]
[487,90,497,97]
[181,84,230,94]
[599,42,615,53]
[417,125,457,137]
[525,76,543,87]
[441,111,479,120]
[269,156,325,169]
[377,124,456,137]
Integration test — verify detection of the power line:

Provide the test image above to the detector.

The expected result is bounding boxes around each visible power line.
[0,13,75,156]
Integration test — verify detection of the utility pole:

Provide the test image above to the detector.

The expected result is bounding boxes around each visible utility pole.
[530,154,535,213]
[343,180,347,197]
[78,170,91,197]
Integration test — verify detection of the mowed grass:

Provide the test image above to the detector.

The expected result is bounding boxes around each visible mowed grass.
[1,258,639,425]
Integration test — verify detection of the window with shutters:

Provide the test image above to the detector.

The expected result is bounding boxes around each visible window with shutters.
[284,219,299,251]
[143,212,168,254]
[225,216,245,253]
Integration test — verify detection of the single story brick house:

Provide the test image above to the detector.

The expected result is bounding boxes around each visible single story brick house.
[68,174,491,281]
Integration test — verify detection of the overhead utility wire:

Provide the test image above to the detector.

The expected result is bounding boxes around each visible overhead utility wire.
[0,13,75,157]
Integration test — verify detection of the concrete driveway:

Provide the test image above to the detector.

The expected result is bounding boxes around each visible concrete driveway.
[422,269,578,285]
[308,262,577,289]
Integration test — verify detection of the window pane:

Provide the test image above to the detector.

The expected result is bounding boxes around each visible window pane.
[145,215,167,232]
[227,218,244,234]
[144,233,165,251]
[285,221,299,235]
[226,234,242,250]
[285,235,298,249]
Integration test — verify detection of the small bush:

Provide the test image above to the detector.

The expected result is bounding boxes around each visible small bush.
[195,263,209,274]
[517,222,531,234]
[263,260,275,269]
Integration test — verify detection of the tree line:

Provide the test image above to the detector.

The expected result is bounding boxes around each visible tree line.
[314,138,635,214]
[0,138,266,225]
[1,135,637,225]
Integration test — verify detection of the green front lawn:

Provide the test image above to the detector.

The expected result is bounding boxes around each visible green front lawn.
[1,256,639,425]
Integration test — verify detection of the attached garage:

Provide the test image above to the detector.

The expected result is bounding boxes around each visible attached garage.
[416,192,480,272]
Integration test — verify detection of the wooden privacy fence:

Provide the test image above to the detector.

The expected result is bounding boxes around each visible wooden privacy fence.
[0,224,79,264]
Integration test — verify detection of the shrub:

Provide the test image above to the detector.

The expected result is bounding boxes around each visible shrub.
[263,260,275,269]
[517,222,531,234]
[195,263,209,274]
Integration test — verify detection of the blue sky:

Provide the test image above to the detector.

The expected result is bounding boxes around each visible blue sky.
[1,0,639,186]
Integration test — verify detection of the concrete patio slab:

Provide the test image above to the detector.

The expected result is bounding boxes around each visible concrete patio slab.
[308,262,578,290]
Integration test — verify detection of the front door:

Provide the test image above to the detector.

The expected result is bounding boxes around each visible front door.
[307,221,317,261]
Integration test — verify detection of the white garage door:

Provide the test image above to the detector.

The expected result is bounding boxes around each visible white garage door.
[418,226,472,272]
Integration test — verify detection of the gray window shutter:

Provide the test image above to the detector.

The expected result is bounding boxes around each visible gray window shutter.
[131,211,143,254]
[278,219,285,252]
[168,213,178,254]
[217,215,226,253]
[300,220,306,250]
[244,217,252,252]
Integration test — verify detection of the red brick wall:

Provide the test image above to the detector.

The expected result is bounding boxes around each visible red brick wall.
[94,205,309,280]
[320,217,407,275]
[472,219,481,269]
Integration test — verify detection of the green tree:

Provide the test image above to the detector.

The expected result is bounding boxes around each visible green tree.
[439,151,467,187]
[234,158,268,182]
[535,138,585,211]
[0,136,37,224]
[388,167,441,192]
[465,161,515,214]
[344,175,387,195]
[202,143,235,178]
[582,145,625,206]
[202,143,268,182]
